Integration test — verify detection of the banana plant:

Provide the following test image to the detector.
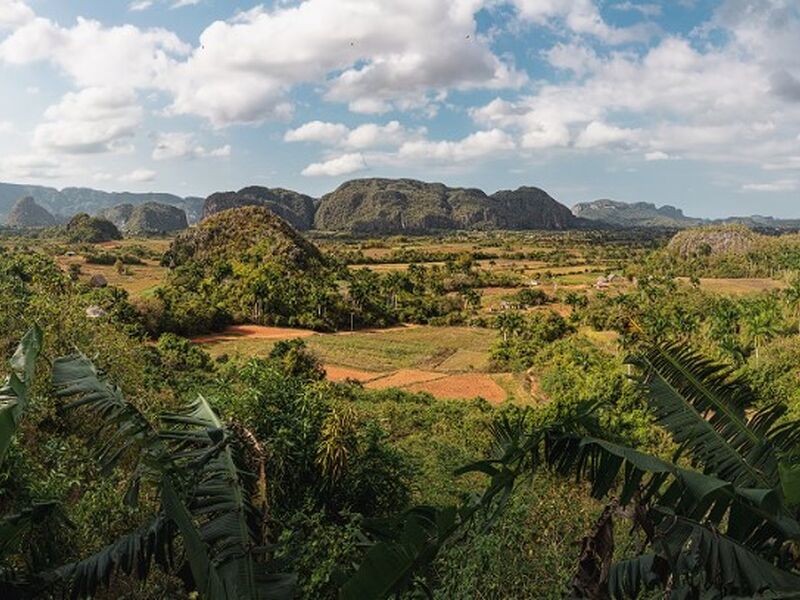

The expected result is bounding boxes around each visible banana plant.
[342,341,800,599]
[0,325,42,466]
[41,351,295,599]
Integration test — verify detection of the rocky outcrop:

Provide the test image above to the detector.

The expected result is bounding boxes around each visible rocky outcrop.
[572,199,703,228]
[4,196,57,228]
[100,202,188,235]
[202,186,316,230]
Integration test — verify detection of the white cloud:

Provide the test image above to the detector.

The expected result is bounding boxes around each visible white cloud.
[645,151,670,161]
[165,0,525,125]
[172,0,201,7]
[205,144,231,157]
[741,179,798,192]
[284,121,350,144]
[285,120,423,149]
[610,2,662,18]
[0,154,68,179]
[121,168,156,183]
[302,153,367,177]
[0,0,34,29]
[151,131,231,160]
[33,87,142,154]
[397,129,515,162]
[0,120,13,133]
[128,1,153,11]
[510,0,657,44]
[470,24,800,166]
[575,121,640,149]
[0,15,190,88]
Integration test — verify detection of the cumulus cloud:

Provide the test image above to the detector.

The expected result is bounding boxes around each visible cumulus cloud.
[164,0,525,124]
[645,151,671,161]
[741,179,798,192]
[575,121,640,149]
[128,1,153,11]
[284,121,350,145]
[0,154,68,179]
[470,21,800,166]
[0,15,190,88]
[121,168,156,183]
[151,131,231,160]
[285,120,423,149]
[610,2,662,18]
[301,153,367,177]
[510,0,657,44]
[0,0,34,28]
[397,129,515,162]
[33,87,142,154]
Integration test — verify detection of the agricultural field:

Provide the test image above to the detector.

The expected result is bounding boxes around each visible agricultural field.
[195,324,530,403]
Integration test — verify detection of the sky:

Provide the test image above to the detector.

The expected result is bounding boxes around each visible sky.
[0,1,799,218]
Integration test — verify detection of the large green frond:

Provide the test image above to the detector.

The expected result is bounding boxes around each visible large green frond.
[0,326,42,465]
[633,343,779,489]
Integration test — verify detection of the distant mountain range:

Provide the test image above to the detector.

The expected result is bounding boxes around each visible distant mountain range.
[3,179,799,235]
[572,198,800,230]
[0,182,203,225]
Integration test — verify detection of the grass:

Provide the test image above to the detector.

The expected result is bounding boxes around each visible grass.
[201,325,497,373]
[309,326,496,371]
[56,256,167,298]
[677,277,786,295]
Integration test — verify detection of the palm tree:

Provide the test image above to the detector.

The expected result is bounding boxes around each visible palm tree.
[343,342,800,599]
[743,299,781,364]
[783,272,800,334]
[495,310,524,343]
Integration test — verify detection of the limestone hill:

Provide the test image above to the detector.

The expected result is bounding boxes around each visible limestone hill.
[202,186,316,230]
[4,196,57,228]
[667,224,760,258]
[164,206,323,269]
[100,202,188,235]
[572,199,702,228]
[65,213,122,243]
[313,178,586,234]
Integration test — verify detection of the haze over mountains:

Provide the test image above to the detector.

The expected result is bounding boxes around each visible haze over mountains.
[2,179,799,234]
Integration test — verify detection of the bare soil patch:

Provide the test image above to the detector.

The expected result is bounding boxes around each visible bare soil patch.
[325,365,383,383]
[193,325,315,344]
[365,369,446,389]
[407,373,506,404]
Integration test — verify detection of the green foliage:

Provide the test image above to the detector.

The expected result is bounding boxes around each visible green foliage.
[490,309,572,370]
[343,342,800,600]
[156,333,213,372]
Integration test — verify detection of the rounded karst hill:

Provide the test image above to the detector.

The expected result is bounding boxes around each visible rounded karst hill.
[100,202,188,235]
[667,224,760,258]
[314,178,493,234]
[164,205,323,269]
[4,196,57,228]
[489,186,582,229]
[65,213,123,243]
[314,178,583,233]
[202,186,316,230]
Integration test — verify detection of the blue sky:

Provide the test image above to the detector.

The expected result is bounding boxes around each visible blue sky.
[1,0,799,218]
